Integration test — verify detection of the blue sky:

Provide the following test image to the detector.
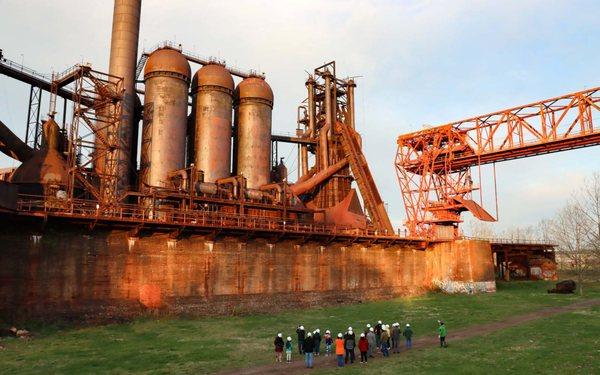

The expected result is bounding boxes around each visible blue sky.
[0,0,598,232]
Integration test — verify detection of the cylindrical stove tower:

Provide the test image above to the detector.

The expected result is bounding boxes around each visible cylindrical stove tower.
[140,48,191,188]
[191,63,234,182]
[97,0,141,192]
[233,77,273,189]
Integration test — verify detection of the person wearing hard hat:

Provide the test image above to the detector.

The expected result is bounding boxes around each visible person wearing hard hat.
[364,323,371,335]
[344,328,356,364]
[374,320,383,350]
[381,325,390,357]
[285,336,293,363]
[313,328,322,356]
[274,333,284,363]
[335,333,345,367]
[366,327,376,358]
[296,325,305,354]
[438,320,448,348]
[303,332,315,368]
[358,332,369,363]
[324,329,333,356]
[403,323,413,349]
[391,322,401,354]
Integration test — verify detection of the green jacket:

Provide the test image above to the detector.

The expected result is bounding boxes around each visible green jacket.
[438,325,447,337]
[403,327,413,339]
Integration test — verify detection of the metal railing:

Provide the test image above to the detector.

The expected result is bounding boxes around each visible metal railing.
[462,236,557,246]
[16,195,405,239]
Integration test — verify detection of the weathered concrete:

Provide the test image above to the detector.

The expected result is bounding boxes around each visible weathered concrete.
[0,227,495,322]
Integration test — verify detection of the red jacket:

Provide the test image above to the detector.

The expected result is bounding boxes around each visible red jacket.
[358,337,369,352]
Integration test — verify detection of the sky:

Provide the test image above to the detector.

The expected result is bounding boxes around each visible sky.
[0,0,599,233]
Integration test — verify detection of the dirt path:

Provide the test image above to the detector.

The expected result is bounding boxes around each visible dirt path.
[219,298,600,375]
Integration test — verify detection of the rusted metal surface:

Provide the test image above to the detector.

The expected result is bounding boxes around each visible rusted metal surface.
[489,239,558,281]
[0,119,33,162]
[141,48,190,189]
[335,121,394,234]
[102,0,141,189]
[191,64,234,182]
[0,224,495,320]
[396,86,600,237]
[14,195,412,244]
[234,77,273,189]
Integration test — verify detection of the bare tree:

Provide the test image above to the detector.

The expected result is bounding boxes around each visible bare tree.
[549,201,595,295]
[579,172,600,260]
[465,219,496,238]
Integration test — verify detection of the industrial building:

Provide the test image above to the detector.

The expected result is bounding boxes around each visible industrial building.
[0,0,597,320]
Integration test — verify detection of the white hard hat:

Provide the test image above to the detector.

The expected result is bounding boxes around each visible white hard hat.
[287,336,292,341]
[348,326,352,331]
[316,328,320,333]
[299,325,304,330]
[366,323,371,328]
[307,332,312,337]
[348,329,353,334]
[378,320,382,324]
[277,333,282,338]
[360,333,365,337]
[406,323,410,327]
[325,330,330,334]
[369,327,374,332]
[338,333,343,338]
[395,322,399,326]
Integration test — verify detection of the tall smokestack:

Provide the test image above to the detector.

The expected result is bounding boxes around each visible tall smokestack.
[108,0,141,194]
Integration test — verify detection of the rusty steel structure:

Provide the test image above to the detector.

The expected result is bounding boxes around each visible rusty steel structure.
[140,48,191,190]
[191,63,234,183]
[294,62,394,234]
[0,27,395,243]
[396,86,600,238]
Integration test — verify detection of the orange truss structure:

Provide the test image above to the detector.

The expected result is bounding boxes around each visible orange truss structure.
[396,86,600,238]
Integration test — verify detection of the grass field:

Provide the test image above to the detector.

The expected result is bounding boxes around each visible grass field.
[0,279,598,374]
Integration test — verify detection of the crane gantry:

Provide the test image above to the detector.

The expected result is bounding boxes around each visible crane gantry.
[395,86,600,238]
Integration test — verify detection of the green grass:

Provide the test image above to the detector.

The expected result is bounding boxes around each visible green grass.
[0,280,598,374]
[317,304,600,374]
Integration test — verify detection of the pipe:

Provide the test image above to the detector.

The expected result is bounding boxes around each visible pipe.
[324,71,333,141]
[290,158,348,196]
[300,145,309,176]
[167,169,188,191]
[306,77,316,136]
[0,119,33,162]
[107,0,141,192]
[319,122,330,170]
[347,79,356,129]
[216,175,242,198]
[260,182,284,203]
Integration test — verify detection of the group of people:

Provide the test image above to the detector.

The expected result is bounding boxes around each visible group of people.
[273,320,447,368]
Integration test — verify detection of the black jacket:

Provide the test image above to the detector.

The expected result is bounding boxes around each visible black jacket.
[314,332,321,343]
[296,328,305,341]
[303,337,315,352]
[344,333,356,350]
[274,336,284,349]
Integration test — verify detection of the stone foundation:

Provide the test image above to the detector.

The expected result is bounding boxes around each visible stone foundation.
[0,226,495,322]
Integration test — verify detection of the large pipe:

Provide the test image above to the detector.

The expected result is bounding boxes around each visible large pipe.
[347,79,356,129]
[306,77,316,136]
[290,158,348,196]
[107,0,141,192]
[0,120,33,162]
